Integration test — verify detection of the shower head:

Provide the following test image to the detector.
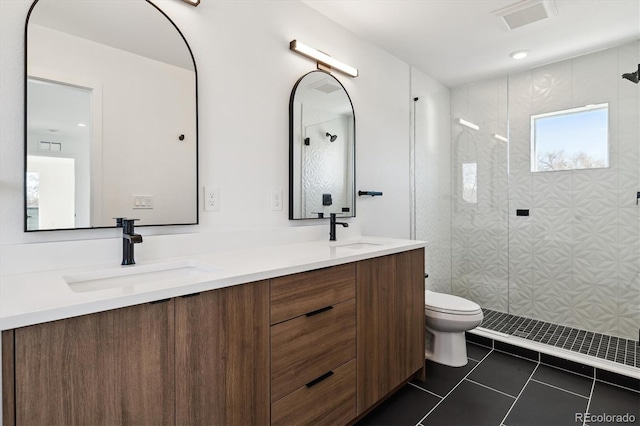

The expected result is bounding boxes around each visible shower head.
[622,65,639,84]
[326,132,337,142]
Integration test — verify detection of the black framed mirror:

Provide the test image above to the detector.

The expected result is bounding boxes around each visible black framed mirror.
[25,0,198,231]
[289,70,355,220]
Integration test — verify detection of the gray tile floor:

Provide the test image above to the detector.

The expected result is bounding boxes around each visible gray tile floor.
[357,342,640,426]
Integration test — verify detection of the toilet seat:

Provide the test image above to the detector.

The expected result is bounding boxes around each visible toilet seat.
[425,290,482,316]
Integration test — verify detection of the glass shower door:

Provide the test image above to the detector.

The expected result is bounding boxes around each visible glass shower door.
[449,77,509,312]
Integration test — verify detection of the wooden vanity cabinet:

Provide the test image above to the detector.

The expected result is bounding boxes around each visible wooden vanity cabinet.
[2,248,425,425]
[269,249,425,423]
[270,263,357,425]
[4,280,269,426]
[356,248,425,415]
[2,330,15,426]
[174,280,270,425]
[12,299,175,425]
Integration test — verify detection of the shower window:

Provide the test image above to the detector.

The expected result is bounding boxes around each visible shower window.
[462,162,477,203]
[26,172,40,230]
[531,103,609,172]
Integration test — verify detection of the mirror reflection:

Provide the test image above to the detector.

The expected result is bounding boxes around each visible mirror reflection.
[289,71,355,220]
[26,0,198,231]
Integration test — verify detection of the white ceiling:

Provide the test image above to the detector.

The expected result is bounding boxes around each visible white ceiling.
[29,0,194,71]
[301,0,640,87]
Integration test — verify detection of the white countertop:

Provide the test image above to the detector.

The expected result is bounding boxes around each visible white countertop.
[0,237,425,330]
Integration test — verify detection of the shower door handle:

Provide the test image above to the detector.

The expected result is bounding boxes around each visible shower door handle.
[636,191,639,206]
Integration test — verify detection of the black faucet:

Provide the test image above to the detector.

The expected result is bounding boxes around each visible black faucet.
[329,213,349,241]
[115,218,143,265]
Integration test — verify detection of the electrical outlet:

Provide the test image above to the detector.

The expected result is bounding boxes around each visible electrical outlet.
[271,189,283,211]
[205,186,220,211]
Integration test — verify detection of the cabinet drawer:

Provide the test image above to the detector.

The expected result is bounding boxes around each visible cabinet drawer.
[270,263,355,325]
[271,298,355,402]
[271,359,356,426]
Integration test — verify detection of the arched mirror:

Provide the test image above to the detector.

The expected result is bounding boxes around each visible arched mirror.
[25,0,198,231]
[289,71,355,220]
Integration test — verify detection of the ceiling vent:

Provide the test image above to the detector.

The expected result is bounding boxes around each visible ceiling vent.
[493,0,557,30]
[308,79,341,94]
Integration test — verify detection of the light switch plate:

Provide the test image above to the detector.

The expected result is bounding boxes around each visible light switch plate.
[133,195,153,209]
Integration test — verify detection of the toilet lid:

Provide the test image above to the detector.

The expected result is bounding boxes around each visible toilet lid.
[425,290,481,314]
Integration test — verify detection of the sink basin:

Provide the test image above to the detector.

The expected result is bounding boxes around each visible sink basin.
[335,242,383,249]
[64,260,218,293]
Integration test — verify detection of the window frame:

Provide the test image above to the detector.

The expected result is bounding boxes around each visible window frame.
[530,103,610,173]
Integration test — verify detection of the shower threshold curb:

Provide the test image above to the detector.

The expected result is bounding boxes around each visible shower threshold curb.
[469,327,640,380]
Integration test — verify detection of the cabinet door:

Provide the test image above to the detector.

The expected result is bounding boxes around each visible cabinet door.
[175,281,270,425]
[2,330,15,426]
[14,300,175,425]
[356,248,425,414]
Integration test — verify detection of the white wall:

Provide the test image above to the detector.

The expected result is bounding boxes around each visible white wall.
[0,0,415,264]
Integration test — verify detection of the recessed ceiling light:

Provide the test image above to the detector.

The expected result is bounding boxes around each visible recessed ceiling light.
[77,123,87,127]
[510,50,529,59]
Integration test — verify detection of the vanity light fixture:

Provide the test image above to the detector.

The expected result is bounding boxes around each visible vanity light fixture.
[180,0,200,6]
[290,40,359,78]
[510,50,529,60]
[456,118,480,131]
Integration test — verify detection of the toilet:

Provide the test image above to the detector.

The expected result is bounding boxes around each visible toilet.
[424,290,483,367]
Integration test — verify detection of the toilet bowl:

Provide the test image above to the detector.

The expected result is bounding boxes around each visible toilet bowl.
[424,290,483,367]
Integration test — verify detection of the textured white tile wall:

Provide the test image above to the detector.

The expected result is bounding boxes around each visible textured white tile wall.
[508,42,639,339]
[450,42,639,340]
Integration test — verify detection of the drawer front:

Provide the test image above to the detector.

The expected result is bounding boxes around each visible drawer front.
[271,299,355,402]
[270,263,356,325]
[271,359,356,426]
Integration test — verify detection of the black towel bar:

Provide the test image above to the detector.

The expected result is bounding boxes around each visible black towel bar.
[358,191,383,197]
